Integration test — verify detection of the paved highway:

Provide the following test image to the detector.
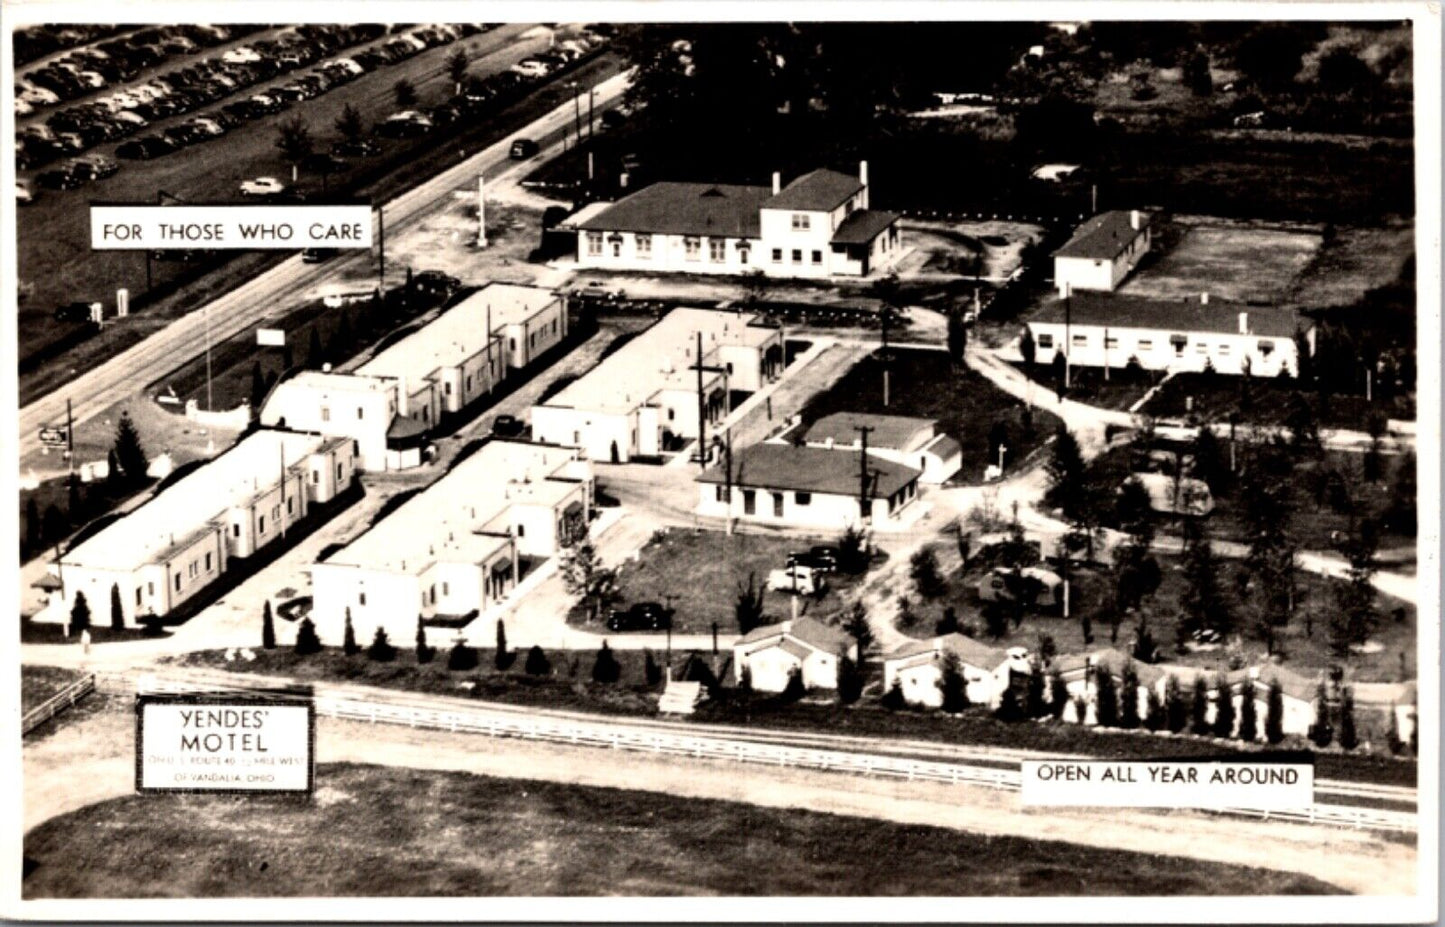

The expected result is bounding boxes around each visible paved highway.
[17,67,631,464]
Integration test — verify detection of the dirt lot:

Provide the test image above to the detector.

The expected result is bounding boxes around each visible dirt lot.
[1120,216,1323,303]
[897,218,1045,280]
[23,760,1343,897]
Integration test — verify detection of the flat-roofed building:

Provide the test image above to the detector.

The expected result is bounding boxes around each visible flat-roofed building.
[696,443,921,530]
[260,283,566,470]
[309,439,593,646]
[56,430,356,627]
[531,308,782,463]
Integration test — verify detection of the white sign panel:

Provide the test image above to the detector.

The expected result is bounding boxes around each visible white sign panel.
[91,205,373,250]
[256,328,287,347]
[1020,761,1313,811]
[137,697,315,792]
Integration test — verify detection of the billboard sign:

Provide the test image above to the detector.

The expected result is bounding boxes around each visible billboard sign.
[136,694,315,793]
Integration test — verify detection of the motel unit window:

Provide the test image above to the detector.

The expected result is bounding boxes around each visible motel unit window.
[636,234,652,256]
[791,213,811,230]
[273,505,281,521]
[136,588,142,606]
[287,498,294,514]
[1037,333,1053,349]
[445,382,453,395]
[466,375,472,390]
[336,463,343,479]
[258,516,265,535]
[1196,343,1209,355]
[1105,336,1119,349]
[709,238,725,263]
[205,553,212,572]
[1072,334,1087,347]
[586,232,602,256]
[611,238,621,258]
[771,248,782,263]
[1170,334,1188,355]
[148,582,154,595]
[715,485,730,503]
[358,407,364,419]
[175,575,181,591]
[791,249,802,264]
[795,491,811,506]
[1218,344,1231,356]
[811,250,822,265]
[1258,339,1275,355]
[1137,339,1153,351]
[359,592,367,606]
[233,524,241,537]
[443,582,450,596]
[320,407,330,422]
[739,245,750,265]
[684,237,701,261]
[312,471,319,484]
[189,562,198,578]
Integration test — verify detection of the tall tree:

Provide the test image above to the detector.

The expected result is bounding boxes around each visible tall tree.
[1211,674,1235,739]
[446,46,470,94]
[335,103,366,142]
[109,582,124,631]
[1337,686,1358,750]
[1092,668,1118,728]
[275,115,313,183]
[294,617,322,655]
[1331,517,1380,657]
[393,77,418,109]
[343,608,358,656]
[842,601,873,657]
[1308,681,1333,747]
[1190,675,1211,735]
[947,310,968,371]
[1264,680,1285,744]
[415,617,433,664]
[69,590,90,634]
[1178,518,1230,643]
[938,651,969,713]
[1044,425,1087,516]
[561,536,620,622]
[113,412,148,485]
[262,601,276,650]
[735,572,767,634]
[592,640,622,683]
[1237,678,1258,742]
[1165,674,1188,733]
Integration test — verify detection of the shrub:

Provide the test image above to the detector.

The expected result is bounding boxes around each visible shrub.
[1237,678,1258,741]
[909,547,946,598]
[1212,674,1236,738]
[881,678,906,710]
[110,583,124,632]
[415,618,433,664]
[781,665,805,702]
[1025,662,1047,718]
[1264,680,1285,744]
[837,651,864,705]
[262,601,276,650]
[494,620,512,670]
[1119,663,1141,729]
[994,686,1024,722]
[1071,695,1089,724]
[69,591,91,634]
[838,524,869,574]
[935,606,959,636]
[1165,675,1187,733]
[448,639,479,672]
[938,652,969,713]
[525,645,551,676]
[1093,670,1118,728]
[1048,668,1068,718]
[1190,676,1211,735]
[1386,703,1403,754]
[367,627,397,662]
[294,617,322,656]
[1338,687,1358,750]
[644,649,663,686]
[342,609,359,656]
[1145,686,1166,731]
[735,573,767,634]
[1308,682,1333,747]
[592,641,621,684]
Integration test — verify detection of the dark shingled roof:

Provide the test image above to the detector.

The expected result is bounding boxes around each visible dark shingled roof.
[1030,291,1307,339]
[698,444,920,499]
[766,168,864,212]
[1053,210,1152,260]
[576,181,772,238]
[831,208,899,245]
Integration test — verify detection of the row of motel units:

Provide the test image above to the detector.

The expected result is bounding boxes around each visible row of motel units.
[308,438,593,646]
[798,411,962,484]
[1025,290,1313,377]
[531,307,783,463]
[53,429,356,627]
[1052,209,1154,297]
[732,618,857,692]
[697,443,922,531]
[882,635,1033,709]
[259,283,567,471]
[572,162,903,279]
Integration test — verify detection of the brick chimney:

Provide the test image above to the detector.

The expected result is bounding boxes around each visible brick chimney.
[1130,209,1141,230]
[859,160,869,186]
[772,171,781,195]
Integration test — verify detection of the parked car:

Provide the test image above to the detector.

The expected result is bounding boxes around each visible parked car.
[54,300,100,323]
[67,155,117,181]
[377,110,433,138]
[977,566,1063,609]
[490,414,525,437]
[239,176,286,197]
[411,269,459,298]
[606,602,673,632]
[788,546,840,573]
[767,564,825,596]
[509,137,538,159]
[36,167,85,190]
[331,138,380,157]
[510,59,550,78]
[301,247,338,263]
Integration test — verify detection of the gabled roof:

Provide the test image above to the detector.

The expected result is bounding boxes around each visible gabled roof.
[766,168,864,212]
[1030,291,1307,339]
[575,181,771,239]
[803,412,938,452]
[831,209,899,245]
[1053,209,1152,260]
[735,616,851,655]
[698,444,921,500]
[886,633,1006,670]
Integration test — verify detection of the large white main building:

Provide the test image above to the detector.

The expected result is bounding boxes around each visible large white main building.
[573,162,902,279]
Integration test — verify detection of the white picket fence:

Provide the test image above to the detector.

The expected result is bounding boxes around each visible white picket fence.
[22,673,96,735]
[129,672,1416,834]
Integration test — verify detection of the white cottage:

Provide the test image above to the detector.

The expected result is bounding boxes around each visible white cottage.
[882,635,1029,708]
[732,617,856,692]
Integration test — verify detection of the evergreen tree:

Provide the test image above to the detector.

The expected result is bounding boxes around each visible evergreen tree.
[1164,674,1187,733]
[1386,703,1403,754]
[1264,679,1285,744]
[738,663,753,696]
[1331,517,1380,657]
[1093,669,1118,728]
[1048,668,1069,718]
[113,412,148,485]
[415,617,433,664]
[1211,674,1235,738]
[1025,660,1047,718]
[1237,678,1258,742]
[1044,425,1088,517]
[734,572,767,634]
[881,677,905,710]
[1179,519,1229,642]
[524,645,551,676]
[938,651,969,713]
[995,685,1024,722]
[1019,328,1036,367]
[591,640,622,683]
[70,590,91,634]
[1337,686,1358,750]
[262,601,276,650]
[495,619,510,670]
[935,606,960,636]
[294,617,322,655]
[1071,695,1089,724]
[448,637,479,671]
[393,77,417,108]
[1145,686,1165,732]
[110,582,125,631]
[909,547,946,598]
[644,649,663,686]
[1190,675,1211,735]
[1308,681,1333,747]
[1119,663,1141,729]
[842,601,873,656]
[250,361,267,410]
[782,665,806,702]
[367,626,397,661]
[342,608,358,656]
[837,650,864,704]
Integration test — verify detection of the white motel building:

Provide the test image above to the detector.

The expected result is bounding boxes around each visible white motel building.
[1052,209,1153,297]
[1025,291,1312,377]
[308,438,593,646]
[260,283,567,471]
[54,429,356,627]
[531,307,782,463]
[572,162,902,279]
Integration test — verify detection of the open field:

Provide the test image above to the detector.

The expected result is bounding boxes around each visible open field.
[796,347,1061,484]
[1120,218,1322,304]
[577,528,880,635]
[19,665,84,714]
[1287,223,1416,308]
[22,761,1343,897]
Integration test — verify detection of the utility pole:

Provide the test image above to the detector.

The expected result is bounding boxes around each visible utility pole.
[856,425,874,524]
[279,441,288,541]
[1102,325,1110,383]
[722,429,734,535]
[1064,283,1073,392]
[65,398,74,479]
[588,86,594,139]
[204,299,213,412]
[477,175,486,248]
[377,204,386,287]
[696,331,707,471]
[880,308,892,407]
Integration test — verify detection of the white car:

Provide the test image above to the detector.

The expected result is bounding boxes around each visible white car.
[239,176,286,197]
[510,59,550,78]
[767,564,826,596]
[222,46,262,64]
[16,180,35,204]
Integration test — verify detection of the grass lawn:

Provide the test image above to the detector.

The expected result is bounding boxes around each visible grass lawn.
[23,761,1343,897]
[1011,360,1158,413]
[797,347,1061,484]
[577,528,882,635]
[19,665,84,714]
[1141,372,1414,431]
